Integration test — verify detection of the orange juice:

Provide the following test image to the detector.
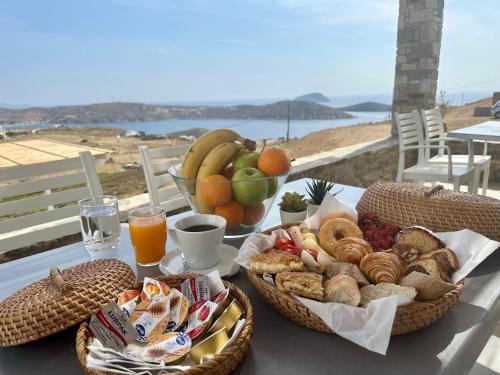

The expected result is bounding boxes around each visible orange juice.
[129,216,166,265]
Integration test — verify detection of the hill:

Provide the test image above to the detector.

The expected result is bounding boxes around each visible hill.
[0,100,352,124]
[339,101,392,112]
[294,93,329,103]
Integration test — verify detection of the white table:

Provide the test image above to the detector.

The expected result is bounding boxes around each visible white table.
[448,121,500,142]
[1,179,499,375]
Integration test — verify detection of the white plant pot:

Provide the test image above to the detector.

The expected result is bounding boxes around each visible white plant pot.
[307,202,320,217]
[280,209,307,225]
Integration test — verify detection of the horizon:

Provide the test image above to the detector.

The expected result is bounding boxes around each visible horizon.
[1,1,499,107]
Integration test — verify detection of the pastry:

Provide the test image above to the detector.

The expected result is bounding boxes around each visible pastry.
[319,211,356,228]
[324,262,369,286]
[360,283,417,306]
[319,218,363,256]
[418,248,459,276]
[394,227,444,254]
[275,271,324,301]
[324,274,361,306]
[404,257,450,282]
[385,244,421,264]
[331,237,373,265]
[359,252,404,284]
[249,251,303,274]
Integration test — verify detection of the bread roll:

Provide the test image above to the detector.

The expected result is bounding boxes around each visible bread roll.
[324,275,361,306]
[359,252,404,284]
[325,262,369,286]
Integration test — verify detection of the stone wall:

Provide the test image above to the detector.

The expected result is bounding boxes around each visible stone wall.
[392,0,445,136]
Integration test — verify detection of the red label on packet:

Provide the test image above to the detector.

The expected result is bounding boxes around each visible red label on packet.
[89,302,138,350]
[181,276,210,306]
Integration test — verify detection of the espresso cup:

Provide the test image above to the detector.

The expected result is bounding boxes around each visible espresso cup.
[168,214,227,269]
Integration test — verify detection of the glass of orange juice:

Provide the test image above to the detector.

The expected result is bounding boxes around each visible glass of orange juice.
[128,206,167,266]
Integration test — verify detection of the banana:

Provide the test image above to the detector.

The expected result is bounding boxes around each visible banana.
[181,129,253,194]
[194,142,241,214]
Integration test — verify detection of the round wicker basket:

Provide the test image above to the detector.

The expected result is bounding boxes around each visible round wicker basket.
[76,274,254,375]
[246,222,463,336]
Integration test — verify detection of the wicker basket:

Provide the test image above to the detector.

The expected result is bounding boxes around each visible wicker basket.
[356,182,500,241]
[246,222,463,336]
[76,274,254,375]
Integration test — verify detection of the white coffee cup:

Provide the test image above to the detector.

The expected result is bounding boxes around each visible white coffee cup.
[168,214,227,269]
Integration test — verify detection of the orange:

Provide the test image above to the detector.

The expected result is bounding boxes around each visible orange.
[200,175,231,207]
[215,200,244,229]
[258,146,291,176]
[243,203,265,225]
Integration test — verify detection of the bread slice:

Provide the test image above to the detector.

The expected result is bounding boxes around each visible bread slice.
[404,258,450,282]
[419,248,459,276]
[394,227,444,254]
[360,283,417,306]
[249,251,303,274]
[324,274,361,306]
[275,271,324,301]
[399,271,456,301]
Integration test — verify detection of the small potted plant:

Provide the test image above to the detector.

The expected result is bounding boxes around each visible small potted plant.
[279,192,308,225]
[306,179,341,216]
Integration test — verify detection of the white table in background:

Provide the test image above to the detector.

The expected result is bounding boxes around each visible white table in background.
[0,178,499,375]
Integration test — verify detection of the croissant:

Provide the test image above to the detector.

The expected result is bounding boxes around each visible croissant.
[332,238,373,265]
[359,252,404,284]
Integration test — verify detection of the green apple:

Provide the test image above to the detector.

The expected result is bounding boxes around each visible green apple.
[266,177,278,198]
[233,151,259,171]
[232,167,268,207]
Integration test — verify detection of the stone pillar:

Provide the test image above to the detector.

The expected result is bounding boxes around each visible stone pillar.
[392,0,444,136]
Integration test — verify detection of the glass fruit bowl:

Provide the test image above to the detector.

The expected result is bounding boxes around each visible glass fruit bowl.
[169,163,288,238]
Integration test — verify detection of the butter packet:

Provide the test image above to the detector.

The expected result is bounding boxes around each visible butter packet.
[166,288,189,332]
[141,332,192,364]
[89,301,138,350]
[131,294,171,342]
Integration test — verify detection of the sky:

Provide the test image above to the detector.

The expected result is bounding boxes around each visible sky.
[0,0,498,107]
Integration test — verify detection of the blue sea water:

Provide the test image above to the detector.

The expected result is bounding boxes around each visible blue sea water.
[3,111,391,140]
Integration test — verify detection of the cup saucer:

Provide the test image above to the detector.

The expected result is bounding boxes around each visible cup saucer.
[159,243,240,277]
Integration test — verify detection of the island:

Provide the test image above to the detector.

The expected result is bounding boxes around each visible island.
[339,101,392,112]
[0,100,353,124]
[294,93,330,103]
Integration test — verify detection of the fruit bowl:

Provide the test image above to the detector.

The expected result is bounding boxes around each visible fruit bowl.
[169,163,288,238]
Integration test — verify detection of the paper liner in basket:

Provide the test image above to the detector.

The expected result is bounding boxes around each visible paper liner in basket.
[236,192,500,355]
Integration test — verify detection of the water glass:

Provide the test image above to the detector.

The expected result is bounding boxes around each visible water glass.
[129,206,167,266]
[78,195,121,260]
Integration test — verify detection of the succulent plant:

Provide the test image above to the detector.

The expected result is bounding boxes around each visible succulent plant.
[306,179,341,205]
[279,192,308,213]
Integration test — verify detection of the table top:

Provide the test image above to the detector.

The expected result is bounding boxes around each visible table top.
[1,178,499,375]
[447,120,500,142]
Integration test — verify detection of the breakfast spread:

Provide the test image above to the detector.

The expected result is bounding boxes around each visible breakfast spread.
[247,210,461,310]
[87,273,247,370]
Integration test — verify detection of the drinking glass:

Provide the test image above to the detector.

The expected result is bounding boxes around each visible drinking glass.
[129,206,167,266]
[78,195,121,260]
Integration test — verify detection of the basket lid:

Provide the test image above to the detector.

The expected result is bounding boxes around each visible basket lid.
[0,259,136,347]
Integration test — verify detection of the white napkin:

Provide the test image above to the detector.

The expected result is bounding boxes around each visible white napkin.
[237,193,500,355]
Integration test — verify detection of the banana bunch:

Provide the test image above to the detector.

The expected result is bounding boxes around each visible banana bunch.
[180,129,256,213]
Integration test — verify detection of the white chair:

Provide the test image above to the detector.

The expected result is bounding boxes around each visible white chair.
[0,151,103,255]
[395,110,476,192]
[139,145,189,212]
[421,107,491,195]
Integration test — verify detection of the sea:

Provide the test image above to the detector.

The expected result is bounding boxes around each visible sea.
[2,111,391,140]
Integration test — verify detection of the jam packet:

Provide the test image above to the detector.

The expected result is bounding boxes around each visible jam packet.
[89,302,138,350]
[184,300,218,340]
[117,289,141,319]
[131,294,171,342]
[181,276,210,306]
[141,278,170,301]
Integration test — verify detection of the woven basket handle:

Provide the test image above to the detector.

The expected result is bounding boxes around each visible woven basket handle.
[50,267,73,293]
[424,185,444,197]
